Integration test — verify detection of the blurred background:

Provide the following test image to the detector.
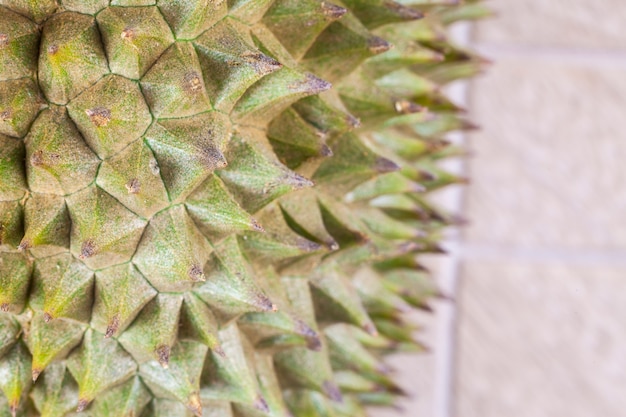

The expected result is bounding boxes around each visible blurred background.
[374,1,626,416]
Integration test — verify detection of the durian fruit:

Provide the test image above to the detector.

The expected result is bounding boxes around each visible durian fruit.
[0,1,488,416]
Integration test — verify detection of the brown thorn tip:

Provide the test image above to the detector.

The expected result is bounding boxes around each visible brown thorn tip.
[241,51,282,75]
[363,322,378,337]
[80,239,97,259]
[256,294,275,312]
[322,381,343,403]
[105,314,120,338]
[250,218,265,232]
[319,144,333,157]
[121,27,135,40]
[0,108,12,120]
[183,71,203,93]
[9,402,17,417]
[30,150,45,167]
[17,240,30,252]
[290,173,314,189]
[76,399,90,412]
[321,2,347,20]
[254,396,270,413]
[295,319,317,338]
[389,2,424,21]
[347,115,360,129]
[307,336,323,352]
[368,37,392,55]
[125,178,140,194]
[43,312,53,323]
[374,157,400,173]
[85,107,111,127]
[157,345,170,368]
[293,73,331,95]
[394,100,423,114]
[0,34,8,48]
[189,264,205,282]
[32,368,41,382]
[213,345,226,358]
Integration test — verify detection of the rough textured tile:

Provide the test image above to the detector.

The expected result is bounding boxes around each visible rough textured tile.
[476,0,626,49]
[456,261,626,417]
[465,59,626,249]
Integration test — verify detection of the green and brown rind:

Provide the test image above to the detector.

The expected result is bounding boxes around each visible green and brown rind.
[0,0,489,416]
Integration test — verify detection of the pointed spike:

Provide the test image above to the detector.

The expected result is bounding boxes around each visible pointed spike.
[66,187,146,270]
[134,206,212,292]
[263,0,349,59]
[139,43,213,119]
[195,236,277,319]
[233,69,332,123]
[27,312,86,380]
[39,13,108,103]
[144,112,232,202]
[0,342,31,417]
[117,294,182,366]
[91,263,157,338]
[67,329,137,409]
[141,342,208,411]
[194,19,285,111]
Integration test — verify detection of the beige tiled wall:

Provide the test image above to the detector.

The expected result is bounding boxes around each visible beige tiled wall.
[457,0,626,416]
[373,1,626,416]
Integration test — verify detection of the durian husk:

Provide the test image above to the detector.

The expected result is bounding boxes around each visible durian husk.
[0,0,490,416]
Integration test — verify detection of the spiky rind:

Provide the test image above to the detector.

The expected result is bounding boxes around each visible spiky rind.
[0,1,485,415]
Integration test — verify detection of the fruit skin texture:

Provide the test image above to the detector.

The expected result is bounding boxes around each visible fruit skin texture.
[0,1,487,416]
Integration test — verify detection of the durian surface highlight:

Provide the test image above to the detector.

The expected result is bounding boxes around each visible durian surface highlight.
[0,0,488,416]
